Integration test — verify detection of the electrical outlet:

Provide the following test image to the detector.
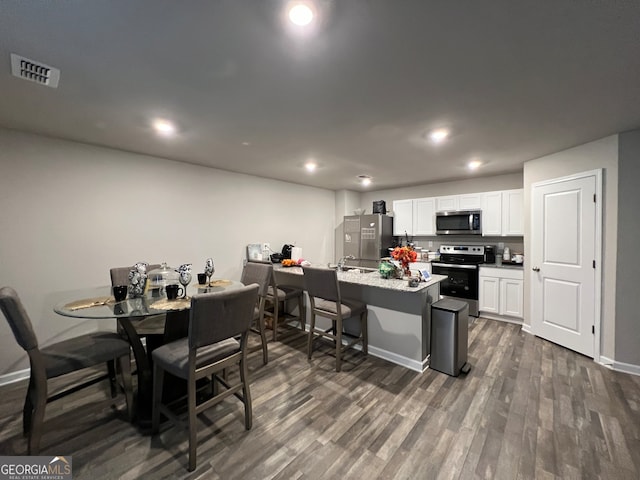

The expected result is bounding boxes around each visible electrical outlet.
[498,242,504,249]
[428,241,433,248]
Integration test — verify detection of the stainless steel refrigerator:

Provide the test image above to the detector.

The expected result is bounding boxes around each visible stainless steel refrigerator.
[343,214,394,269]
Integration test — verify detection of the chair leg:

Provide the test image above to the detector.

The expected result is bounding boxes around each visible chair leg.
[151,364,164,434]
[107,359,118,398]
[28,374,47,455]
[307,313,316,360]
[336,319,343,372]
[298,295,305,332]
[118,354,134,422]
[239,352,253,430]
[187,376,197,472]
[361,310,368,356]
[272,297,280,342]
[23,377,34,436]
[258,315,268,365]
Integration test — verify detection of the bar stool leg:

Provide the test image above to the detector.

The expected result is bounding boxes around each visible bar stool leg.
[336,318,342,372]
[361,310,368,355]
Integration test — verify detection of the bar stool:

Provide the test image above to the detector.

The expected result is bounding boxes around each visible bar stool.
[302,266,367,372]
[266,281,305,341]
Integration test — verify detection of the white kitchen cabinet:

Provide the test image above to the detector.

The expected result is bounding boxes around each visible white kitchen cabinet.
[436,195,458,212]
[500,278,524,318]
[502,189,524,236]
[413,197,436,235]
[481,191,503,236]
[481,189,524,236]
[478,275,500,314]
[479,266,523,320]
[393,199,414,236]
[458,193,483,210]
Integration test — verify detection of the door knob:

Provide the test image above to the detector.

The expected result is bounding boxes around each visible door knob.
[532,267,540,272]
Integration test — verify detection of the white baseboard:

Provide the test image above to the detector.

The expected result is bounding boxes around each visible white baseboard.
[599,355,615,368]
[367,345,427,373]
[521,323,533,334]
[599,357,640,377]
[0,368,30,387]
[480,313,523,325]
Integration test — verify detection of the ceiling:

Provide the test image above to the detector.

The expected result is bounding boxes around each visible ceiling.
[1,1,640,191]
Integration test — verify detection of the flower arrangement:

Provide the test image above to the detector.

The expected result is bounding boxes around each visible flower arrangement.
[391,246,418,276]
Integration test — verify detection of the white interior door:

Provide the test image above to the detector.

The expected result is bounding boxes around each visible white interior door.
[531,172,598,357]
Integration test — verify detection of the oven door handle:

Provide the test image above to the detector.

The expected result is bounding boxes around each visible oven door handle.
[432,262,478,270]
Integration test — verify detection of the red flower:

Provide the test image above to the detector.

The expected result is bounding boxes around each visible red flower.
[391,246,417,263]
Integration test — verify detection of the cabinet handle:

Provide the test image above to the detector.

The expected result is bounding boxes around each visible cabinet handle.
[532,267,540,272]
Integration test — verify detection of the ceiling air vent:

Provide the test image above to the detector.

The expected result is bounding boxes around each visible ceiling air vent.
[10,53,60,88]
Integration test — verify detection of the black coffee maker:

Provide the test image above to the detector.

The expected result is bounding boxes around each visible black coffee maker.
[484,246,496,264]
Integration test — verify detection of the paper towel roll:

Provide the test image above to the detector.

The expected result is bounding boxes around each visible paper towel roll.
[291,247,303,262]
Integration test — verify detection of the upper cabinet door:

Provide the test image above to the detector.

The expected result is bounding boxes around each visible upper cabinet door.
[436,195,458,212]
[392,199,414,236]
[413,197,436,235]
[482,191,503,236]
[458,193,482,210]
[502,189,524,236]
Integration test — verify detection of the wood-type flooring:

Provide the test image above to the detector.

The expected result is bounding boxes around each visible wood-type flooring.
[1,318,639,479]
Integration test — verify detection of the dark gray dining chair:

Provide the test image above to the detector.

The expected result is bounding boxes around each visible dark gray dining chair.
[151,283,259,472]
[303,266,368,372]
[240,261,272,365]
[0,286,133,454]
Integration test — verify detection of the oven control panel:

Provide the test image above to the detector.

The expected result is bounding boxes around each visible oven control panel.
[440,245,485,255]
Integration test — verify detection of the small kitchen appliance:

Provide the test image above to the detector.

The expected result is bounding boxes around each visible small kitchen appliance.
[435,210,482,235]
[484,245,496,264]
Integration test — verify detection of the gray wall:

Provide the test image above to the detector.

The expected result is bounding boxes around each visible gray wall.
[523,135,619,360]
[615,130,640,365]
[0,128,336,376]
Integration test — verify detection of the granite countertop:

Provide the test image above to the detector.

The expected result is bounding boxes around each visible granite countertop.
[480,263,524,270]
[274,264,446,293]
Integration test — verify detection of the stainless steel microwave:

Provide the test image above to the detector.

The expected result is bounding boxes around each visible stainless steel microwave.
[435,210,482,235]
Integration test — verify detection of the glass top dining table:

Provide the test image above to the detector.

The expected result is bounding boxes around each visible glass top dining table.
[53,280,244,319]
[52,279,244,428]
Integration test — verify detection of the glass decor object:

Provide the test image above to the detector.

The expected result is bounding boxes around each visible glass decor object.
[128,262,149,298]
[148,263,180,296]
[378,260,397,279]
[177,264,192,298]
[204,258,215,285]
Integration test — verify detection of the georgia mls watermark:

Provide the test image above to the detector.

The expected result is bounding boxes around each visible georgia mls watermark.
[0,456,72,480]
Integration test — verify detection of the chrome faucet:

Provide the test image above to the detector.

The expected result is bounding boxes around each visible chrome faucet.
[337,255,355,271]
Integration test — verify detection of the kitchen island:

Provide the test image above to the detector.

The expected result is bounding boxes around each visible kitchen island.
[274,265,446,372]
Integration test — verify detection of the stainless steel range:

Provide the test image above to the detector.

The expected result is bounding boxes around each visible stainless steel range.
[431,245,485,317]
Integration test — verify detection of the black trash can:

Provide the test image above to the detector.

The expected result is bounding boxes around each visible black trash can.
[430,298,470,376]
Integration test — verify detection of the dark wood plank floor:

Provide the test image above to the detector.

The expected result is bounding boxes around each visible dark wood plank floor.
[1,318,639,479]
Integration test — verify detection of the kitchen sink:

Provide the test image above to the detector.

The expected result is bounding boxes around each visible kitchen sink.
[336,266,378,274]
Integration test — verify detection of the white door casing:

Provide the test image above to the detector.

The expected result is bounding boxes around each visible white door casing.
[531,170,602,358]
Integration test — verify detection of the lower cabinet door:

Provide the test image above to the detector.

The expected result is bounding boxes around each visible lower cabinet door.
[479,276,499,314]
[500,279,524,318]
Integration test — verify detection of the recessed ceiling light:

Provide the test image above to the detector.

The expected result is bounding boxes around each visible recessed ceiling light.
[152,119,176,137]
[288,3,314,26]
[242,141,251,146]
[358,175,372,186]
[429,128,450,144]
[467,159,482,170]
[305,161,317,172]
